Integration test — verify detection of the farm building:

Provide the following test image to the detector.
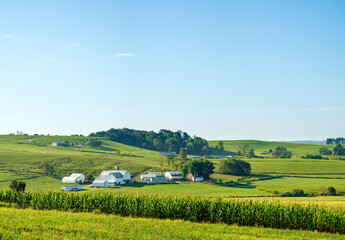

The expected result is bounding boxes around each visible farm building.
[165,171,183,181]
[52,141,67,146]
[148,172,164,176]
[92,177,109,188]
[186,173,203,182]
[61,173,85,184]
[141,173,156,181]
[96,168,131,186]
[148,176,168,184]
[61,185,82,191]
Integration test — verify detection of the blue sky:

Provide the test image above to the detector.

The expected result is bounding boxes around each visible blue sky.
[1,0,344,140]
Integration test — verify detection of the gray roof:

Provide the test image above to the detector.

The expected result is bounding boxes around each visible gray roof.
[110,172,123,178]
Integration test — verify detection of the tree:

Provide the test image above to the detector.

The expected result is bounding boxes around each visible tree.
[327,186,337,196]
[246,149,255,158]
[179,147,187,160]
[238,144,249,156]
[218,159,251,176]
[166,156,173,166]
[9,180,26,192]
[333,144,345,156]
[43,164,55,176]
[217,141,224,151]
[181,159,215,180]
[319,147,332,155]
[272,147,292,158]
[88,138,102,147]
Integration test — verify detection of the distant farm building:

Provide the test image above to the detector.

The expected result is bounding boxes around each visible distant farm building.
[148,176,168,184]
[61,185,82,191]
[148,172,164,177]
[92,177,109,188]
[160,151,176,156]
[165,171,183,181]
[141,173,156,181]
[186,173,203,182]
[61,173,85,184]
[93,167,131,187]
[52,141,67,146]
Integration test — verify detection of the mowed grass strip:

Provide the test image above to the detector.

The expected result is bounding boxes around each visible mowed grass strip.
[0,206,345,240]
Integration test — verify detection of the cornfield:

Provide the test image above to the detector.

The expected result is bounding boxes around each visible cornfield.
[0,190,344,234]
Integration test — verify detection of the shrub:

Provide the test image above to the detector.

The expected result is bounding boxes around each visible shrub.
[327,186,337,196]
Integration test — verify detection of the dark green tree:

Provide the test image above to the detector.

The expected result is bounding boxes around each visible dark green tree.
[272,147,292,158]
[319,147,332,155]
[179,147,187,160]
[217,141,224,151]
[181,159,215,180]
[327,186,337,196]
[9,180,26,192]
[218,159,251,176]
[333,144,345,156]
[246,149,255,158]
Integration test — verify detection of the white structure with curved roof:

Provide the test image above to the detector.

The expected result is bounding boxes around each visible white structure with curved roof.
[61,173,85,184]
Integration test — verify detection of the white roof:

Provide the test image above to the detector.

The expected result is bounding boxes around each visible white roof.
[166,171,182,175]
[93,178,108,184]
[69,173,84,178]
[101,170,128,178]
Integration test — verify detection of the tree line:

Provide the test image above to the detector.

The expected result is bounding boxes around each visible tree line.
[89,128,209,154]
[320,144,345,156]
[326,137,345,145]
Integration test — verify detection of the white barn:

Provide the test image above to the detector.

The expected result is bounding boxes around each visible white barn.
[92,177,109,188]
[186,173,203,182]
[141,173,156,181]
[165,171,183,181]
[99,170,131,185]
[61,173,85,184]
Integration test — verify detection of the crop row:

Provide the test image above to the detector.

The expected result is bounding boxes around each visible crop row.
[0,190,344,234]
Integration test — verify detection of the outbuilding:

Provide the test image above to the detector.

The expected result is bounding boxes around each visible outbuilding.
[165,171,183,181]
[141,173,156,181]
[148,176,168,184]
[61,185,82,191]
[61,173,85,184]
[186,173,203,182]
[92,177,109,188]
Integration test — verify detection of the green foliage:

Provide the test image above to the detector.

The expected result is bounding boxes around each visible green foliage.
[9,180,26,192]
[272,147,292,158]
[89,128,208,154]
[88,138,102,147]
[333,144,345,156]
[43,164,55,176]
[217,141,224,151]
[327,186,337,196]
[319,147,332,155]
[282,189,305,197]
[302,154,327,159]
[179,147,187,160]
[219,158,251,176]
[246,149,255,158]
[2,191,345,234]
[181,159,215,180]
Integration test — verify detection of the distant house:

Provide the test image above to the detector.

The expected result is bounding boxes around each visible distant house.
[141,173,156,181]
[160,151,176,156]
[148,176,168,184]
[95,169,131,186]
[61,185,82,191]
[186,173,203,182]
[52,141,67,146]
[165,171,183,181]
[61,173,85,184]
[92,177,109,188]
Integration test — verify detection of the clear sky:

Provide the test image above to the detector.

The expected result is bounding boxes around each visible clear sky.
[1,0,344,140]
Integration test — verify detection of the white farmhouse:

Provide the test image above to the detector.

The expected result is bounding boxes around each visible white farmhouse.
[61,173,85,184]
[165,171,183,181]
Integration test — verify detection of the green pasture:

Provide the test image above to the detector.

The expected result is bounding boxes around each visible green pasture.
[208,139,336,156]
[0,206,344,240]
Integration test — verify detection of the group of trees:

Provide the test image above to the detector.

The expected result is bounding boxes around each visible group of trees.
[238,144,256,158]
[326,137,345,145]
[218,158,251,176]
[181,159,215,180]
[88,138,102,147]
[272,147,292,158]
[319,145,345,156]
[89,128,209,154]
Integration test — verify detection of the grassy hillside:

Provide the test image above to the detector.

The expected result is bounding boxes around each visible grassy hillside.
[1,135,345,197]
[0,206,344,240]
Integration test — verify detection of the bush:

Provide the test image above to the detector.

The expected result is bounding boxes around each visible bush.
[218,158,251,176]
[9,180,26,192]
[272,147,292,158]
[327,186,337,196]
